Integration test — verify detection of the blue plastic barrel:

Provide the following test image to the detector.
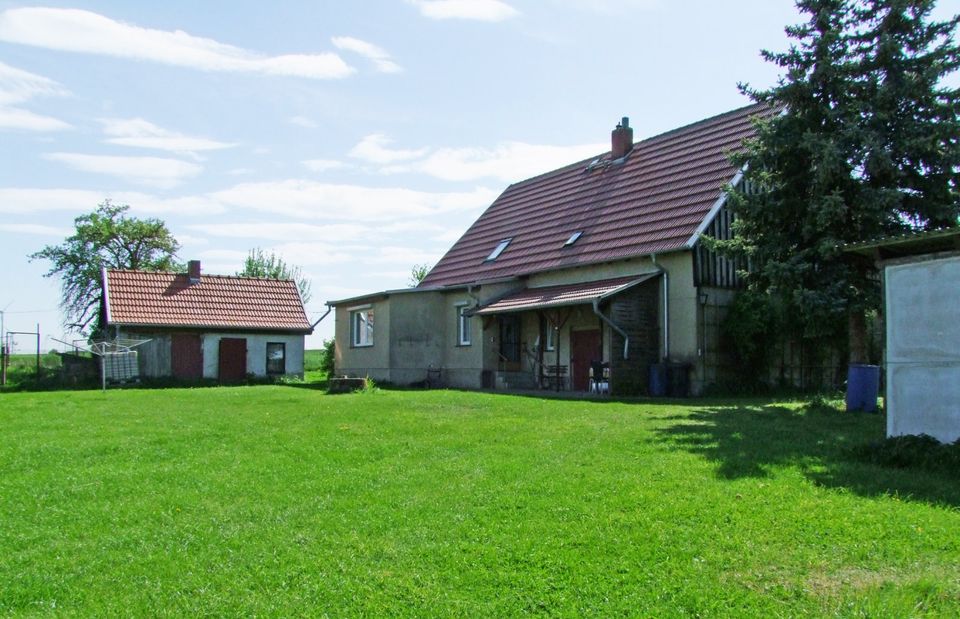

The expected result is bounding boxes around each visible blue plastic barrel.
[649,363,667,397]
[846,364,880,412]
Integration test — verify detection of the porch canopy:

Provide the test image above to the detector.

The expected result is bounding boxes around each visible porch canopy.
[472,273,660,316]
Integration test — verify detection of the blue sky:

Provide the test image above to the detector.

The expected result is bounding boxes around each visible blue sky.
[1,0,954,350]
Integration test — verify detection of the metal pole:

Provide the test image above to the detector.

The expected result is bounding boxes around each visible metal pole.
[36,323,41,377]
[101,354,106,393]
[555,327,560,393]
[0,309,5,386]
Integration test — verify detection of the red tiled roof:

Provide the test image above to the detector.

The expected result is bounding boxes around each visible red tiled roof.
[420,103,774,288]
[474,274,659,315]
[104,269,312,332]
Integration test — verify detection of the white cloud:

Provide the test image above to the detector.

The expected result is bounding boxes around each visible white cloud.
[186,222,368,242]
[197,248,249,262]
[0,60,70,131]
[99,117,236,155]
[0,106,70,132]
[0,8,354,79]
[197,243,354,270]
[262,242,355,266]
[0,180,494,223]
[320,284,380,303]
[393,141,605,182]
[0,223,71,236]
[302,159,346,173]
[0,188,225,216]
[349,133,428,164]
[289,115,319,129]
[0,60,68,105]
[43,152,202,188]
[331,36,402,74]
[551,0,661,13]
[211,179,498,221]
[407,0,519,21]
[365,245,444,265]
[350,131,605,183]
[175,234,210,246]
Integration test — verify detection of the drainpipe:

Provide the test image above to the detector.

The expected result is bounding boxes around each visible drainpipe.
[592,298,630,359]
[311,305,332,330]
[651,255,669,360]
[467,284,481,307]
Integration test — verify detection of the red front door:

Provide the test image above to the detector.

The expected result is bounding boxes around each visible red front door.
[171,334,203,379]
[570,329,601,391]
[218,338,247,383]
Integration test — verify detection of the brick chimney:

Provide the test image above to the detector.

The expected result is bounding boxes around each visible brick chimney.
[187,260,201,284]
[611,116,633,159]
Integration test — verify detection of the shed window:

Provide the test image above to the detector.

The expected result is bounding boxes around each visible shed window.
[485,238,512,262]
[564,231,583,246]
[266,342,286,375]
[351,308,374,347]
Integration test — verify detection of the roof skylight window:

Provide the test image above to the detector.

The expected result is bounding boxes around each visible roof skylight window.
[564,231,583,246]
[485,238,512,261]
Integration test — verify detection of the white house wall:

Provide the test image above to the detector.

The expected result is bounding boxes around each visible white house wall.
[885,255,960,443]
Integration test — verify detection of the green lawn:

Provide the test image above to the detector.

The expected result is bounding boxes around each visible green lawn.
[1,387,957,616]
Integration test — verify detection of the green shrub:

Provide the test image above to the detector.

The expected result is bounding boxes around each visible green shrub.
[718,290,776,393]
[852,434,960,472]
[320,338,335,377]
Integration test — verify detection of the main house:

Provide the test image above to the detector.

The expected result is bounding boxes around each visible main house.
[102,260,313,381]
[328,104,772,395]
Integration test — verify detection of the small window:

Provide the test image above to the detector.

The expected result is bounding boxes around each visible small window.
[564,231,583,246]
[457,305,472,346]
[351,308,374,347]
[545,325,556,351]
[485,238,512,262]
[266,342,286,375]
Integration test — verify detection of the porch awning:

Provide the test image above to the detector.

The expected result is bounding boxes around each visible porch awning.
[473,273,660,316]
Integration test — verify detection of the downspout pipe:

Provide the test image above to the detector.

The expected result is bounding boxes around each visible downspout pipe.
[311,305,333,330]
[592,298,630,360]
[650,255,669,360]
[467,284,481,307]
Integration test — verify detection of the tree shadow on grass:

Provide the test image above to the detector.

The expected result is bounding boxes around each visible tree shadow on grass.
[655,403,960,509]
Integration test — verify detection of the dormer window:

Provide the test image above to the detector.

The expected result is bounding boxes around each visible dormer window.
[485,238,512,262]
[564,231,583,246]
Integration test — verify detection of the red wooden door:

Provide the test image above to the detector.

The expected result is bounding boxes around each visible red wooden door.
[218,338,247,382]
[570,329,601,391]
[171,334,203,379]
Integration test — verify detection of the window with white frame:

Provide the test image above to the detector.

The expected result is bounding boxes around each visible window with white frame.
[351,307,374,347]
[457,304,472,346]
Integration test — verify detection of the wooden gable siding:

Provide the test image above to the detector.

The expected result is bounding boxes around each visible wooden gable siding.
[694,204,743,289]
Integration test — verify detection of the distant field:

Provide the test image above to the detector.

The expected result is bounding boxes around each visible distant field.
[1,388,957,616]
[303,348,325,372]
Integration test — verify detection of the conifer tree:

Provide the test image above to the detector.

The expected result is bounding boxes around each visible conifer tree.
[723,0,959,361]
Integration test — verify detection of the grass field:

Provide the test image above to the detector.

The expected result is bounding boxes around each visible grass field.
[1,387,957,616]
